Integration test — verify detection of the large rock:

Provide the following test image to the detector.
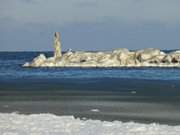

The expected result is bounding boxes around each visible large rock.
[30,54,46,67]
[126,52,137,65]
[136,48,161,62]
[112,49,129,64]
[117,52,128,65]
[61,51,74,62]
[169,51,180,63]
[162,51,180,64]
[97,53,112,63]
[162,55,172,64]
[115,51,136,65]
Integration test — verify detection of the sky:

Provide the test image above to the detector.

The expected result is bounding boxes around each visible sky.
[1,0,180,51]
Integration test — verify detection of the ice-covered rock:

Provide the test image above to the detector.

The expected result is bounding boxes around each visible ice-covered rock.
[22,33,180,68]
[169,51,180,63]
[54,32,62,59]
[29,54,46,67]
[23,49,180,68]
[23,48,180,68]
[136,48,161,62]
[162,55,172,64]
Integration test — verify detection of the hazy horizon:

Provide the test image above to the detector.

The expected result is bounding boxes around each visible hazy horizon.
[1,0,180,51]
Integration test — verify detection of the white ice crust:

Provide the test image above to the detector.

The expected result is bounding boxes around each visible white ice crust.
[0,113,180,135]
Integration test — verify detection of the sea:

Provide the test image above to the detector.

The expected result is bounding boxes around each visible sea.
[1,52,180,125]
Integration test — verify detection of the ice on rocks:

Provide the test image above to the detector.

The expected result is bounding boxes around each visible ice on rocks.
[22,32,180,68]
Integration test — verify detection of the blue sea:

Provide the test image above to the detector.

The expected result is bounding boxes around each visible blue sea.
[1,52,180,125]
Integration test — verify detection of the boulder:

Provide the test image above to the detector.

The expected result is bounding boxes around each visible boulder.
[68,55,81,63]
[117,52,136,65]
[117,52,128,65]
[61,51,74,62]
[169,51,180,63]
[162,55,172,63]
[136,48,161,62]
[144,54,165,64]
[97,54,111,63]
[31,54,46,67]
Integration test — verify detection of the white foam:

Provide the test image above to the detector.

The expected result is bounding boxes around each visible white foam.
[0,113,180,135]
[90,109,100,112]
[131,91,137,94]
[2,105,9,108]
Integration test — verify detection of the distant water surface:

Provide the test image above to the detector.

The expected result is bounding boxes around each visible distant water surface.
[1,52,180,125]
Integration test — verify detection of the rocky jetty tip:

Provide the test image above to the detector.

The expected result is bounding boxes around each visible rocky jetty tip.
[23,32,180,68]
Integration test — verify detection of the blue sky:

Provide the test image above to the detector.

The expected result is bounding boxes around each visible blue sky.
[1,0,180,51]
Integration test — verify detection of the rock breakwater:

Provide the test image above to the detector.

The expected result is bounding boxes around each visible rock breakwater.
[23,32,180,68]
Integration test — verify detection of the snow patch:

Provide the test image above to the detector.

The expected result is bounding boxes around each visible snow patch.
[0,113,180,135]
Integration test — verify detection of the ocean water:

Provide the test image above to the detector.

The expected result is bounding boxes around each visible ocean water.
[1,52,180,125]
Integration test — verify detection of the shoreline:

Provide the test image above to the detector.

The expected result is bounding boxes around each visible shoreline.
[23,64,180,68]
[1,112,180,135]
